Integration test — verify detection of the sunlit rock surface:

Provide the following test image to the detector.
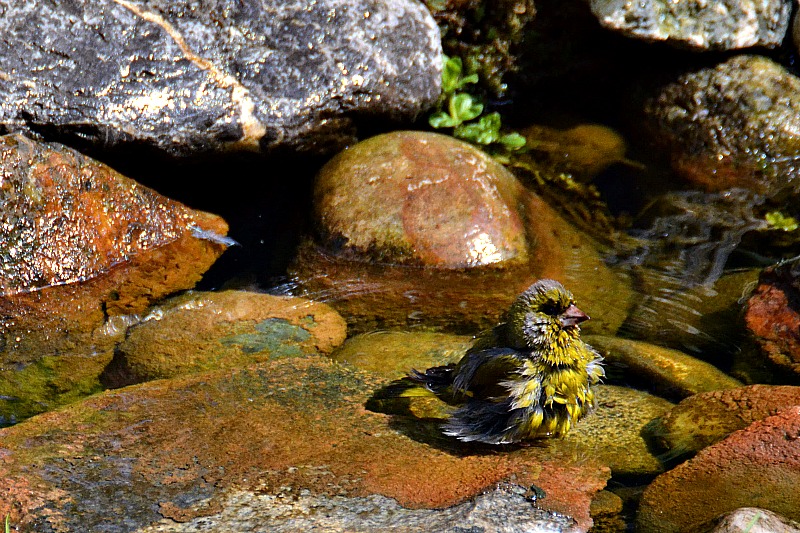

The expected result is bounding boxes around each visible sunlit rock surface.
[637,407,800,533]
[655,385,800,456]
[0,0,441,157]
[697,507,800,533]
[0,134,229,423]
[589,0,790,50]
[644,55,800,197]
[585,336,743,401]
[0,355,609,532]
[293,131,634,335]
[745,258,800,376]
[106,291,347,386]
[562,385,673,478]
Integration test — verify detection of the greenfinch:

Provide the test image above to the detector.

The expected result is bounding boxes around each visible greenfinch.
[409,279,604,444]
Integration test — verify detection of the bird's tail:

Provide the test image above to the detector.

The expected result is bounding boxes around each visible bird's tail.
[408,364,455,396]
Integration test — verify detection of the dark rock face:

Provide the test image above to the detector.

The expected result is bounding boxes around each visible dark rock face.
[0,0,441,157]
[644,55,800,198]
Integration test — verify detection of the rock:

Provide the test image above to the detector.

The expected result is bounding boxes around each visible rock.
[0,0,441,157]
[292,131,635,335]
[589,490,626,533]
[656,385,800,456]
[331,331,472,380]
[0,134,229,424]
[139,483,582,533]
[562,385,674,478]
[106,291,347,385]
[589,0,791,50]
[585,336,743,400]
[643,55,800,198]
[637,407,800,533]
[0,355,610,532]
[697,507,800,533]
[744,258,800,376]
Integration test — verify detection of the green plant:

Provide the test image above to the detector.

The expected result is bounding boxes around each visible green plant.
[5,514,9,533]
[765,211,798,232]
[429,55,526,154]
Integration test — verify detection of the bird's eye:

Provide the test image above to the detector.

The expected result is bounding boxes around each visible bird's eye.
[541,301,562,316]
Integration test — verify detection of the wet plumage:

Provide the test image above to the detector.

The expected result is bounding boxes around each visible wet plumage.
[408,279,604,444]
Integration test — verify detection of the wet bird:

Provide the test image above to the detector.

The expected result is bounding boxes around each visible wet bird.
[408,279,604,444]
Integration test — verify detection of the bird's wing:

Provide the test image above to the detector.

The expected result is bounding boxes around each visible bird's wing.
[452,347,524,398]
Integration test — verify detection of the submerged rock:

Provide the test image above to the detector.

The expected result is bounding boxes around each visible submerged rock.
[655,385,800,456]
[0,355,609,531]
[585,335,743,400]
[589,0,790,50]
[106,291,347,386]
[0,134,229,424]
[744,258,800,377]
[292,131,634,335]
[0,0,441,157]
[637,407,800,532]
[644,55,800,198]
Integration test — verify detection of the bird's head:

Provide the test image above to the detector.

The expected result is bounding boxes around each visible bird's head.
[503,279,589,350]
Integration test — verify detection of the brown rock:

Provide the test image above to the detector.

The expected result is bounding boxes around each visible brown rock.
[293,131,634,335]
[0,134,229,423]
[637,407,800,533]
[109,291,347,385]
[585,335,743,400]
[657,384,800,455]
[745,260,800,376]
[0,355,609,531]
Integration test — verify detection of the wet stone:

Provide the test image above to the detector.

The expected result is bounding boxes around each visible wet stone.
[644,55,800,198]
[293,131,635,335]
[0,355,610,532]
[697,507,800,533]
[107,291,348,386]
[744,258,800,377]
[589,0,791,50]
[585,335,743,401]
[0,134,229,424]
[562,385,674,479]
[637,407,800,533]
[0,0,441,157]
[655,384,800,456]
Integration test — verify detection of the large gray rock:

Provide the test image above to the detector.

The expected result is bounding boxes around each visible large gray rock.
[589,0,791,50]
[0,0,441,157]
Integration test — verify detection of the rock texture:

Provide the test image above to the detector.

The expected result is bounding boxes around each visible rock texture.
[0,133,229,423]
[697,507,800,533]
[590,0,791,50]
[644,55,800,198]
[745,258,800,376]
[637,407,800,533]
[656,385,800,456]
[585,335,743,400]
[108,291,348,385]
[0,0,441,156]
[293,131,635,335]
[0,355,610,532]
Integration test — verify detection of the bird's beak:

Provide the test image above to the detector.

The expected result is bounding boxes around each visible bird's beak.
[560,304,589,327]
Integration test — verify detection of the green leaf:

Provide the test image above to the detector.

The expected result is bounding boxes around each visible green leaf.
[429,111,460,129]
[500,132,527,150]
[450,93,483,122]
[765,211,799,231]
[479,113,502,135]
[453,122,484,143]
[441,55,463,94]
[455,73,479,90]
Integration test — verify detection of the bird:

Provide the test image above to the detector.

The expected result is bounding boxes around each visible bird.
[407,279,604,444]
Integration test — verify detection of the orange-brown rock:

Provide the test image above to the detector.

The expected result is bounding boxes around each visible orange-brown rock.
[293,131,634,335]
[637,407,800,533]
[0,134,229,423]
[744,259,800,376]
[0,355,610,531]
